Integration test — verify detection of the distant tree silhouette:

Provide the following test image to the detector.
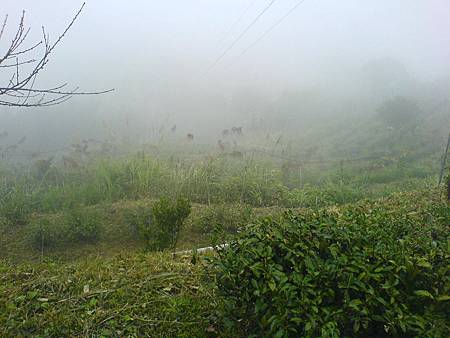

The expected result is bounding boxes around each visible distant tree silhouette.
[376,96,421,128]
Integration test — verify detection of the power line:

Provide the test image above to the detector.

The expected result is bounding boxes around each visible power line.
[231,0,307,64]
[217,0,257,46]
[203,0,277,76]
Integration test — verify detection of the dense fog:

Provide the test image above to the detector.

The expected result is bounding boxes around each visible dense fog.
[1,0,449,152]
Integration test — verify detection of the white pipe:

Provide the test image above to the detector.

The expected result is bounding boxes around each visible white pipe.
[173,243,229,255]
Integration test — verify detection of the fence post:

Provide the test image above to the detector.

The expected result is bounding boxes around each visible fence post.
[448,180,450,202]
[299,164,303,187]
[438,133,450,186]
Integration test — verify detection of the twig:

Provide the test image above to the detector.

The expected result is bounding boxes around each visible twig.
[0,3,113,107]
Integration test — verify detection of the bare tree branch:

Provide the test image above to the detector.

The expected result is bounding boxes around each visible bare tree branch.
[0,2,113,107]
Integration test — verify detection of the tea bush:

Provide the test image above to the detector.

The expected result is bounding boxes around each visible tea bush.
[214,201,449,337]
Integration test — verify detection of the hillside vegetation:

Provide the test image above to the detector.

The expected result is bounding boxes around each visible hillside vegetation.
[1,111,449,337]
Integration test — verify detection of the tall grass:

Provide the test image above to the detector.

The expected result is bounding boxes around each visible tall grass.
[0,153,436,227]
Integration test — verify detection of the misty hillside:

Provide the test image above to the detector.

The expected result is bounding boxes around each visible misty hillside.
[1,1,449,337]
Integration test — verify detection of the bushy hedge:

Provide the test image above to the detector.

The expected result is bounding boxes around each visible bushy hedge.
[214,201,449,337]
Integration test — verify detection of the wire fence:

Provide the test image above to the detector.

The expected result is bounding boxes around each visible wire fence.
[0,142,398,167]
[248,147,386,166]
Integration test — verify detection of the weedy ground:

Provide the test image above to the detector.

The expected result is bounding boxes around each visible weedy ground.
[0,252,222,337]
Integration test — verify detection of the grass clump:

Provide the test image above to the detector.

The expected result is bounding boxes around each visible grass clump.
[0,182,34,227]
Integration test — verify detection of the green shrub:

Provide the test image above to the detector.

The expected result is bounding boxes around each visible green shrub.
[29,207,101,249]
[29,217,64,250]
[123,205,153,239]
[139,197,191,251]
[214,203,449,337]
[64,207,101,243]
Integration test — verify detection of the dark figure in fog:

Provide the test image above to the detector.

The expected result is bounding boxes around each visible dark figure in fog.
[229,151,243,159]
[218,140,225,151]
[222,129,230,137]
[275,135,282,145]
[232,126,242,135]
[171,124,177,132]
[187,133,194,141]
[63,156,79,169]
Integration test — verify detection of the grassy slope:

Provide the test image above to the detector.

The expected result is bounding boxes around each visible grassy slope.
[1,187,448,337]
[1,200,256,263]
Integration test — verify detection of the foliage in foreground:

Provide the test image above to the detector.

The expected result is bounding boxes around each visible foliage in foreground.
[214,191,450,337]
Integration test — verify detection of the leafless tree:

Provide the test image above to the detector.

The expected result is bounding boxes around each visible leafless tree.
[0,2,112,107]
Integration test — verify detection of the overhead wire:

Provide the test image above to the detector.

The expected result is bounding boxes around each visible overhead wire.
[230,0,307,65]
[216,0,257,46]
[202,0,277,76]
